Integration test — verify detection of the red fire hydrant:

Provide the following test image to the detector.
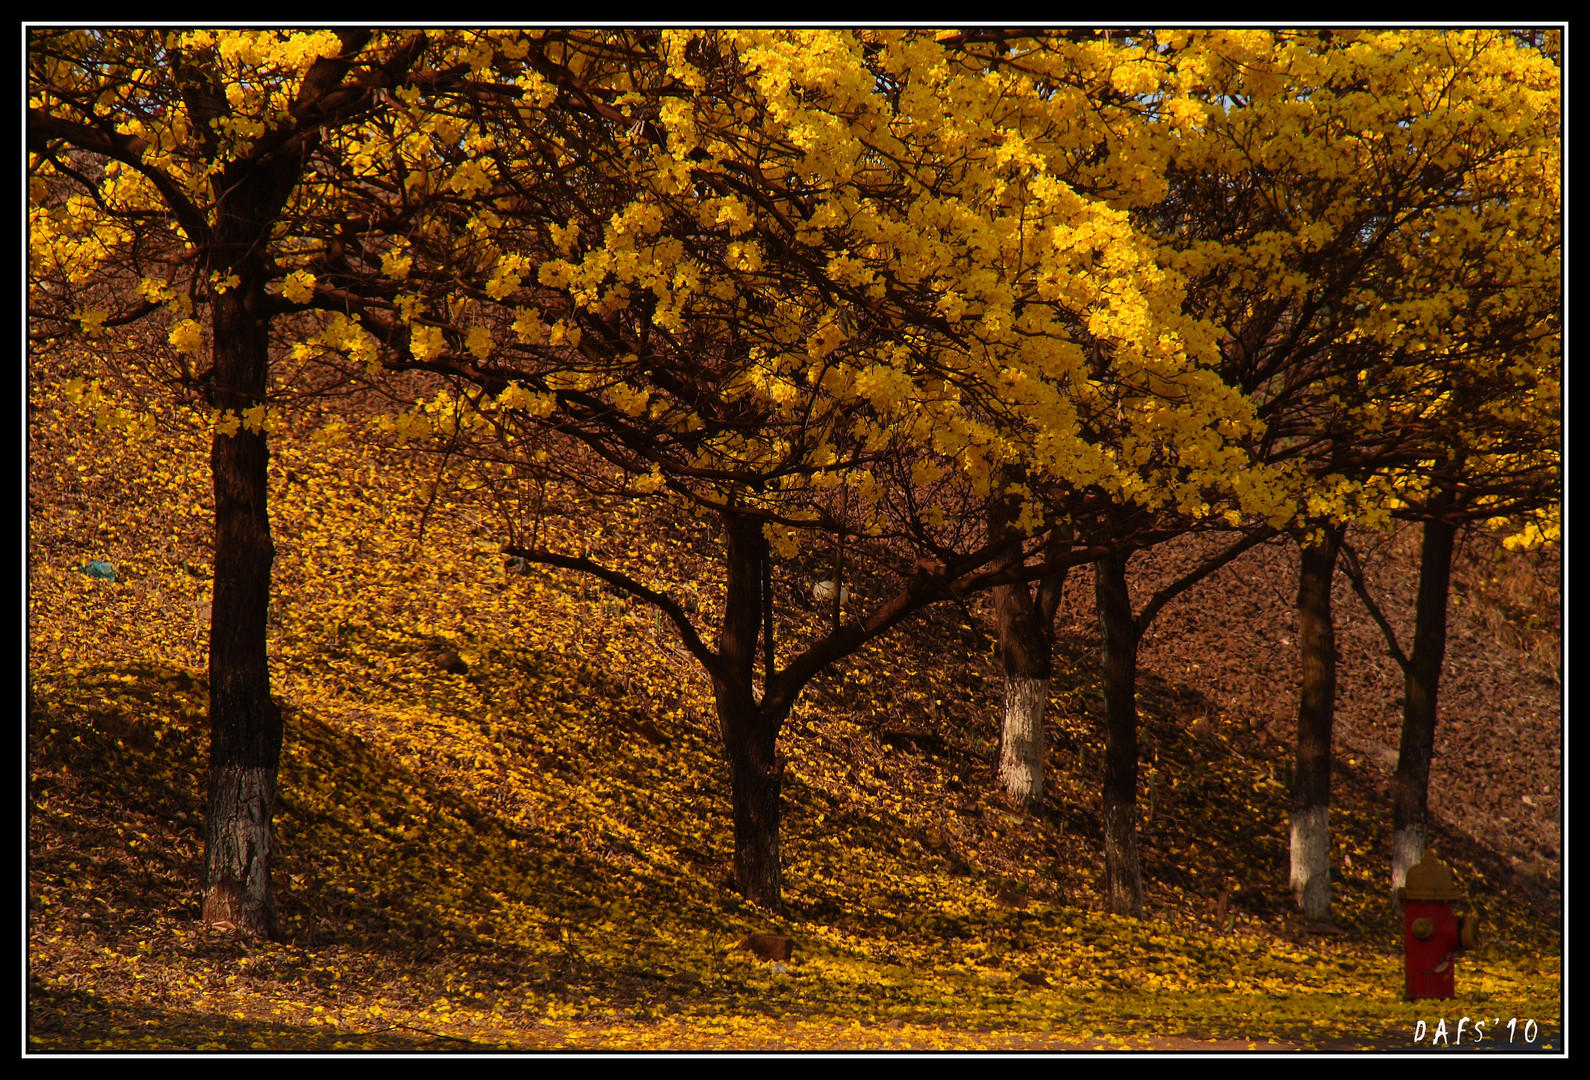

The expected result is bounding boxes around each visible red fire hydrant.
[1398,851,1480,1000]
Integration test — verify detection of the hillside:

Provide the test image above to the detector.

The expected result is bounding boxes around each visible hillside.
[26,363,1563,1052]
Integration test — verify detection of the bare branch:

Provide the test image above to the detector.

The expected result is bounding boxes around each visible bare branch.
[1338,540,1411,674]
[1134,526,1279,636]
[501,544,722,683]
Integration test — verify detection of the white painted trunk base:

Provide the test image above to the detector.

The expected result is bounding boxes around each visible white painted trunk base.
[1289,803,1331,920]
[998,676,1047,808]
[1390,823,1426,909]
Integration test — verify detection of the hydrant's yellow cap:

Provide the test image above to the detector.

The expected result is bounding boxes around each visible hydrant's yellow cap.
[1398,852,1466,901]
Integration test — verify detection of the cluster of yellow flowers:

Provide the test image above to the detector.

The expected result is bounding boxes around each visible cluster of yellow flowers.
[27,28,1559,553]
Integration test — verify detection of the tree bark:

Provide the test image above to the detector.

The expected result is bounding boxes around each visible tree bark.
[197,143,308,937]
[202,274,282,938]
[987,472,1054,810]
[715,512,785,909]
[1093,552,1143,917]
[1390,514,1457,905]
[998,674,1048,809]
[1289,523,1343,921]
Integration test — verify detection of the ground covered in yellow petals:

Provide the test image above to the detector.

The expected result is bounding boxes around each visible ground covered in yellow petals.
[27,366,1561,1053]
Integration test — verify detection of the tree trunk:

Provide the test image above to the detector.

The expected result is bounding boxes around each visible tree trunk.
[1093,552,1143,917]
[987,471,1053,810]
[1390,515,1457,906]
[201,277,281,938]
[1290,524,1343,921]
[720,692,783,910]
[998,673,1047,809]
[715,512,785,910]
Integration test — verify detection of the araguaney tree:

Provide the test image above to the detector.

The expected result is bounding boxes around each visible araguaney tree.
[1124,28,1561,918]
[28,28,544,936]
[932,27,1561,919]
[336,29,1289,910]
[930,32,1293,840]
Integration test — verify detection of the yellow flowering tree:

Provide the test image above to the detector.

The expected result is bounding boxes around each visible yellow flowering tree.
[1132,28,1561,917]
[942,28,1560,918]
[348,29,1287,910]
[918,33,1310,916]
[27,28,534,936]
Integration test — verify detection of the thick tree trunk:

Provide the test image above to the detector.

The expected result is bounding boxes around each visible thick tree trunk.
[1390,515,1457,906]
[1094,552,1143,917]
[987,472,1054,810]
[715,512,785,910]
[202,278,281,938]
[998,674,1047,808]
[719,692,783,909]
[1290,524,1343,921]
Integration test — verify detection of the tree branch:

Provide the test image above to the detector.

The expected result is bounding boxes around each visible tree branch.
[1134,526,1278,636]
[27,109,211,241]
[501,544,722,683]
[764,533,1128,715]
[1338,540,1411,673]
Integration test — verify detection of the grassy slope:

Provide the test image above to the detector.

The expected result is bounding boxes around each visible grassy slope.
[26,364,1563,1052]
